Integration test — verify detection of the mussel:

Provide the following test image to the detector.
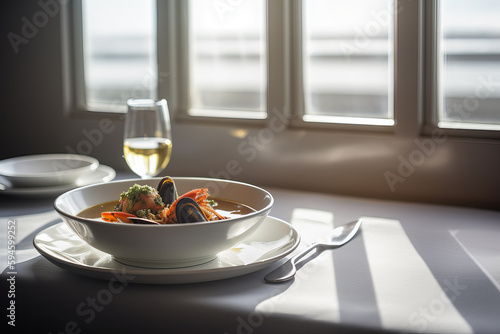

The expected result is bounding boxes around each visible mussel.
[175,197,207,224]
[157,176,178,205]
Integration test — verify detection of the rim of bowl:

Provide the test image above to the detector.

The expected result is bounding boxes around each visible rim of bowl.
[53,177,274,227]
[0,154,99,178]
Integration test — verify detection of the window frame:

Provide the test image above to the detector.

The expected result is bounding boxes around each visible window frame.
[289,0,397,132]
[63,0,158,121]
[64,0,500,138]
[168,0,271,126]
[62,0,89,118]
[422,0,500,139]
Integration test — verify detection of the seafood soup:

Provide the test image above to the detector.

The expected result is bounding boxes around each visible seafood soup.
[78,198,255,220]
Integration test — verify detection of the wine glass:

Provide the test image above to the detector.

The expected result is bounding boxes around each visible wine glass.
[123,98,172,179]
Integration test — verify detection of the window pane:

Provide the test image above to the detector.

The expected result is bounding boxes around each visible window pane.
[439,0,500,127]
[303,0,393,124]
[82,0,156,111]
[188,0,266,117]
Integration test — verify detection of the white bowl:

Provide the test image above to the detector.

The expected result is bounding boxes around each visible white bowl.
[0,154,99,187]
[54,177,274,268]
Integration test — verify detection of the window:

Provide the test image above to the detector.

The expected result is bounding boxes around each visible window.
[188,0,267,118]
[72,0,500,135]
[302,0,394,125]
[81,0,156,112]
[75,0,396,126]
[437,0,500,130]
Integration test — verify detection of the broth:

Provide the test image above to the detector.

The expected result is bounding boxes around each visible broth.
[211,199,256,218]
[78,198,255,220]
[78,201,117,219]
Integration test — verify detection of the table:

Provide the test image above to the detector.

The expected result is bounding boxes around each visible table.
[1,177,500,333]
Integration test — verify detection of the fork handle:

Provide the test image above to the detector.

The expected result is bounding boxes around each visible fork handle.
[264,244,319,283]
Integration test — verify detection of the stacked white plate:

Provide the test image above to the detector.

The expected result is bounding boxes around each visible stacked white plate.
[0,154,115,197]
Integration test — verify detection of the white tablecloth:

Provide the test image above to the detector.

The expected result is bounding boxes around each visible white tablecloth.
[1,186,500,333]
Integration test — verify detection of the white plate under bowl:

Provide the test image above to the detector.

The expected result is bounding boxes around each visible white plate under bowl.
[0,154,99,187]
[33,216,300,284]
[0,165,115,198]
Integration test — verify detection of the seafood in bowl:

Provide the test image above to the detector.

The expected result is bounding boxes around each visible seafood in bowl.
[98,177,228,225]
[54,177,273,268]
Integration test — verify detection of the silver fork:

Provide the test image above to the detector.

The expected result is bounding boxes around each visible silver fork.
[264,219,362,283]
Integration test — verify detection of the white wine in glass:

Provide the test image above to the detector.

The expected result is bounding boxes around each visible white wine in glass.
[124,99,172,178]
